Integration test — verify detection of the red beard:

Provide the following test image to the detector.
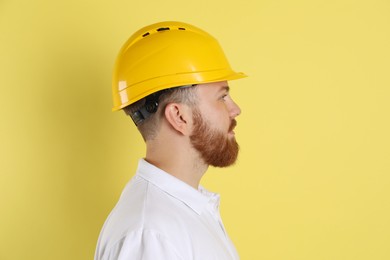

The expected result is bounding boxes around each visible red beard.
[190,109,239,167]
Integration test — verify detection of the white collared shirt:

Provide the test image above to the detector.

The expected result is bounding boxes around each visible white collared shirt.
[95,159,239,260]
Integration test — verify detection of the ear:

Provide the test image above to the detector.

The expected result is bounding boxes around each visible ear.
[164,103,191,135]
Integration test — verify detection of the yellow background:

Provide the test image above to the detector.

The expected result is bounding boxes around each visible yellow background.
[1,0,389,259]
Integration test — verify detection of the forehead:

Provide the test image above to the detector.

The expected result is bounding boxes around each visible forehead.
[196,81,229,96]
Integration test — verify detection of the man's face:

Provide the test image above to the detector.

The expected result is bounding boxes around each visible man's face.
[189,81,241,167]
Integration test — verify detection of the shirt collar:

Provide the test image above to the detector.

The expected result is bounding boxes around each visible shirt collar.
[136,159,220,215]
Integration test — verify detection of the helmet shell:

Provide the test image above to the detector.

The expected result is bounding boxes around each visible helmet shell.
[112,21,246,111]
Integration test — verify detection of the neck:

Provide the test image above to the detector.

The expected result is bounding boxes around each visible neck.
[144,137,208,189]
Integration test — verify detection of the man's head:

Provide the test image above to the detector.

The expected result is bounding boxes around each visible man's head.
[112,21,245,166]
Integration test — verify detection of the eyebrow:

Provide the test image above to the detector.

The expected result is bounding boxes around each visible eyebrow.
[219,86,230,93]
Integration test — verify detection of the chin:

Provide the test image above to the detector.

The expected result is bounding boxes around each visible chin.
[228,133,236,139]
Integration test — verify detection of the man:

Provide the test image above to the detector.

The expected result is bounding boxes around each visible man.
[95,21,247,260]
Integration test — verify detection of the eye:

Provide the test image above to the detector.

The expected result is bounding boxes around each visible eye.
[220,93,228,101]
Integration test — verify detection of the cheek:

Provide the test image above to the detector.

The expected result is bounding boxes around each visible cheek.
[210,112,231,131]
[198,102,231,129]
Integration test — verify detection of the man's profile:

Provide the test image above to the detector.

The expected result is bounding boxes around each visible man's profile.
[95,21,247,260]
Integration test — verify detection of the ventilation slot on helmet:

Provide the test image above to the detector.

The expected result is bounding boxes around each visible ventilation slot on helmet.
[157,27,170,32]
[142,32,150,37]
[178,27,186,30]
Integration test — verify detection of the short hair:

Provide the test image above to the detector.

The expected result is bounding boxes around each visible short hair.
[123,85,198,141]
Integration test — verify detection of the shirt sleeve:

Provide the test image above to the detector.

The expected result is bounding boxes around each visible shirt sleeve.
[102,229,183,260]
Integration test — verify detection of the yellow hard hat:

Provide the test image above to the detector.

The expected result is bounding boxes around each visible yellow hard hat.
[112,21,247,111]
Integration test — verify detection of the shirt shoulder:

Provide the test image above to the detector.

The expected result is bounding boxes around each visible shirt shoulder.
[96,176,192,259]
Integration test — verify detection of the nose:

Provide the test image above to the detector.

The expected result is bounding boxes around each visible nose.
[229,99,241,118]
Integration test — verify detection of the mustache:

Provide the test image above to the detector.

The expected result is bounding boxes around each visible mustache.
[229,119,237,132]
